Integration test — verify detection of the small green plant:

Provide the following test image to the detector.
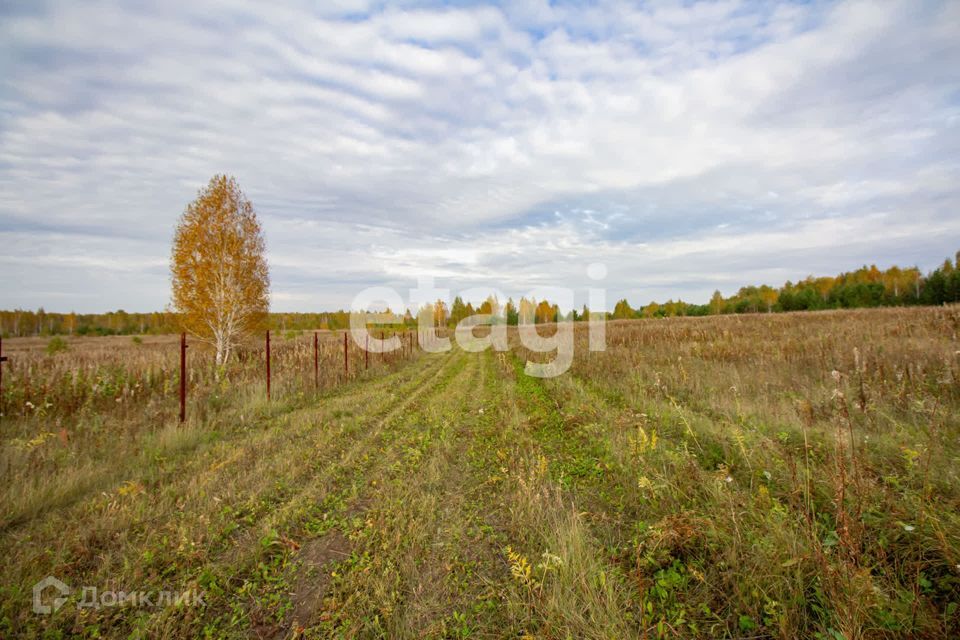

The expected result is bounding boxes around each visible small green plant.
[131,336,143,345]
[45,336,69,355]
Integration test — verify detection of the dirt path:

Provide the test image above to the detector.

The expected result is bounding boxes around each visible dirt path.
[289,347,641,639]
[13,346,642,638]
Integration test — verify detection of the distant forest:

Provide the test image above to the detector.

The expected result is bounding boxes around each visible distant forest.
[613,250,960,320]
[2,250,958,337]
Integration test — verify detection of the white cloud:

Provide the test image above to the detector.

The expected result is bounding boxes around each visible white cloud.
[1,0,958,312]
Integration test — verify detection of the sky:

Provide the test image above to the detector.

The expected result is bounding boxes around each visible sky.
[1,0,959,314]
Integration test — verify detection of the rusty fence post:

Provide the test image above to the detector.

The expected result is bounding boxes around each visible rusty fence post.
[179,333,187,423]
[365,334,369,370]
[343,331,348,380]
[0,336,7,419]
[313,332,319,391]
[380,331,385,362]
[266,330,271,401]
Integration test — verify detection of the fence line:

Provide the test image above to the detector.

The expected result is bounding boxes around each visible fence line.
[1,328,424,426]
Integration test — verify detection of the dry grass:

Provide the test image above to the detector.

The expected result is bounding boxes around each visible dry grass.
[0,330,413,532]
[1,307,958,638]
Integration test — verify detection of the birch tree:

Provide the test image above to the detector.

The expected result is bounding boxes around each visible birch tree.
[170,175,269,366]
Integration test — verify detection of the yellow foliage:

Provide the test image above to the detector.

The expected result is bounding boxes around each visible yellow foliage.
[506,546,536,588]
[117,480,145,497]
[632,425,658,455]
[170,175,269,365]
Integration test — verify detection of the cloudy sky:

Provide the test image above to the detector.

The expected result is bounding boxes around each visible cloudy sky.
[1,0,958,313]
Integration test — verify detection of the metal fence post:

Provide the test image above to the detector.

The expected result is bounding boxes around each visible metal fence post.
[343,331,348,380]
[266,330,271,401]
[0,336,7,419]
[365,334,369,370]
[179,333,187,423]
[313,332,319,390]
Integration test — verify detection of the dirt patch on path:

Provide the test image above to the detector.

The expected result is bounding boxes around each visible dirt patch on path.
[255,529,351,639]
[290,530,350,627]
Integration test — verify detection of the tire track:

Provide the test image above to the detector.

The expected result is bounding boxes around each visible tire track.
[304,347,485,637]
[143,350,471,638]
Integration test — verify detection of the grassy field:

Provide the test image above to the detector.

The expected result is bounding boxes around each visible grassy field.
[1,307,959,638]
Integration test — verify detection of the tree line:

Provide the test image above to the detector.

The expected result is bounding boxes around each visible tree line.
[611,250,960,320]
[3,250,958,337]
